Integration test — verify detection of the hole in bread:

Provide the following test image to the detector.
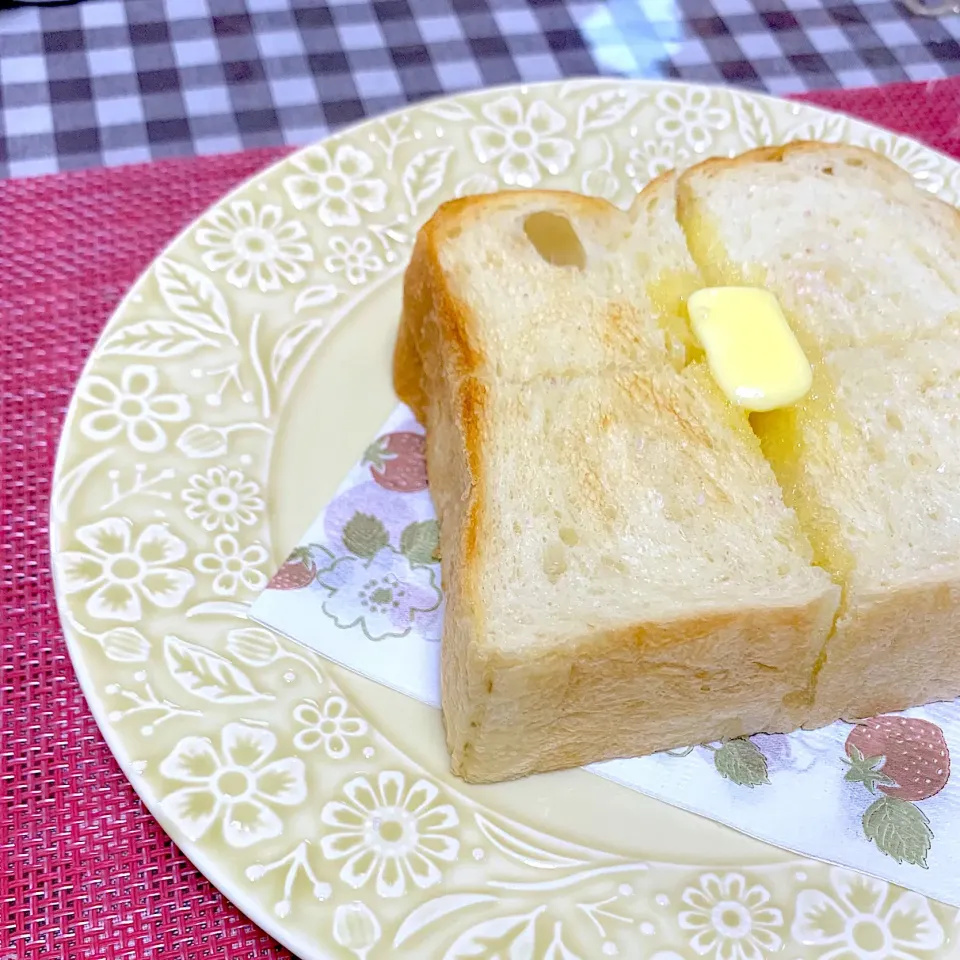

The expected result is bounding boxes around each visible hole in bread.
[559,526,580,547]
[543,541,567,583]
[523,212,587,269]
[885,409,904,431]
[822,165,835,176]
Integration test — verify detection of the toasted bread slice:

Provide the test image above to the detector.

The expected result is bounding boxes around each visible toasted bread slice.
[676,142,960,357]
[395,185,704,422]
[676,142,960,724]
[757,340,960,723]
[396,182,839,782]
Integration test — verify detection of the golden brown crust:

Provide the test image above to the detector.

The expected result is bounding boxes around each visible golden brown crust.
[449,585,840,782]
[806,571,960,726]
[680,140,894,182]
[393,189,629,421]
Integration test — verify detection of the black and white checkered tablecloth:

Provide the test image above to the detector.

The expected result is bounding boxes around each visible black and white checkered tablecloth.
[0,0,957,178]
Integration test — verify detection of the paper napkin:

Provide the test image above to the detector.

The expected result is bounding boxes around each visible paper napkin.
[252,405,960,907]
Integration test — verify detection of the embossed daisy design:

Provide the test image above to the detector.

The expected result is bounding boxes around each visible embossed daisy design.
[469,94,574,187]
[182,466,265,533]
[284,144,388,227]
[195,200,313,292]
[78,364,189,453]
[194,534,268,597]
[324,236,385,286]
[159,722,306,848]
[654,88,730,153]
[679,872,783,960]
[626,139,691,188]
[791,869,944,960]
[57,517,194,622]
[320,771,459,898]
[293,696,368,759]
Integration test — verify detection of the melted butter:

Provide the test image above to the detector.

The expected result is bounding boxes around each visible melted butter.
[689,287,812,413]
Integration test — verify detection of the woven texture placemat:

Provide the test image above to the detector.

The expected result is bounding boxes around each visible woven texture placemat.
[3,78,960,959]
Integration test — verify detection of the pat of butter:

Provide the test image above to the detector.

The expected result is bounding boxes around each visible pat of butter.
[688,287,812,413]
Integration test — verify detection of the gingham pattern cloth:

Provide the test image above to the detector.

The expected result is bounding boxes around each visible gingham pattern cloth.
[0,0,959,177]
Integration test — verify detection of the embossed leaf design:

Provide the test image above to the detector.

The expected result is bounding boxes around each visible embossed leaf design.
[176,423,229,459]
[185,600,251,619]
[400,520,439,565]
[270,320,329,386]
[294,284,338,313]
[732,95,773,149]
[394,894,498,948]
[163,635,271,703]
[333,901,382,960]
[52,448,113,523]
[226,627,281,666]
[544,923,583,960]
[443,908,544,960]
[424,101,475,122]
[713,739,770,787]
[101,319,219,358]
[343,513,389,559]
[98,627,151,662]
[474,813,589,869]
[789,115,846,144]
[155,258,236,343]
[581,166,619,202]
[575,90,639,138]
[455,173,500,198]
[403,147,454,215]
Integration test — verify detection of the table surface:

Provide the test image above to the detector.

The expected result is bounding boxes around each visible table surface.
[0,0,959,179]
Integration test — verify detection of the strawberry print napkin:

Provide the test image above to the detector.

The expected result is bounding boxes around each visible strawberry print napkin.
[251,405,960,907]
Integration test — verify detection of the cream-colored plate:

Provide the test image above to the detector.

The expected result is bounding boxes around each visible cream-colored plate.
[52,80,960,959]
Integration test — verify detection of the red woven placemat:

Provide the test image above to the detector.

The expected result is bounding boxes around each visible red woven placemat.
[4,78,960,960]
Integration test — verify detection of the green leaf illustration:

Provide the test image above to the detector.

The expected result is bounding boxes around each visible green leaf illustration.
[342,513,388,559]
[843,744,897,794]
[401,520,440,565]
[714,739,769,787]
[862,795,932,868]
[362,438,389,470]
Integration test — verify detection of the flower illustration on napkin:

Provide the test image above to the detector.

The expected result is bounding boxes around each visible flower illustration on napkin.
[316,512,442,641]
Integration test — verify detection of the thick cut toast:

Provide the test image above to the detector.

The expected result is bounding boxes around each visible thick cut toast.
[396,182,839,782]
[676,142,960,725]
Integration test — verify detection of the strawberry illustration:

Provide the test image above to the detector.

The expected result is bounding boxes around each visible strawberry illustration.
[363,432,428,493]
[843,715,950,868]
[844,716,950,801]
[268,546,317,591]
